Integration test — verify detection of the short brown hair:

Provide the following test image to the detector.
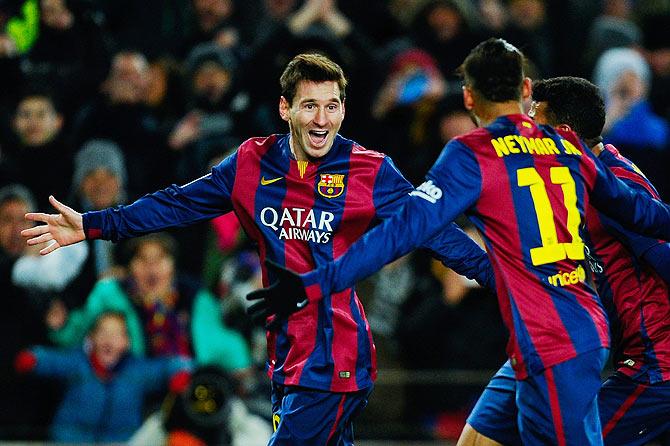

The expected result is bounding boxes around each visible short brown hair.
[279,53,347,105]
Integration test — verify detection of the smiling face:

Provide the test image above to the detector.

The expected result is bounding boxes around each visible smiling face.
[279,80,345,162]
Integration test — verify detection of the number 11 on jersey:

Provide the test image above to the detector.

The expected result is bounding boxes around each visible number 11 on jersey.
[517,166,585,266]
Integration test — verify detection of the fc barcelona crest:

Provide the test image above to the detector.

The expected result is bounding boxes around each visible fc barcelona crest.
[317,173,345,198]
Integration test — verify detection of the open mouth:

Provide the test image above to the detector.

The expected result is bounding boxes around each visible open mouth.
[308,129,329,147]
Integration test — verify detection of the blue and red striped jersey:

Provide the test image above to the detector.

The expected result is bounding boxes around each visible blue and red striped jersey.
[305,115,670,379]
[82,133,492,392]
[584,144,670,384]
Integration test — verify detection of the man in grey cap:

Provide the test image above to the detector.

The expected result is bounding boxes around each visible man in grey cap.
[72,139,127,212]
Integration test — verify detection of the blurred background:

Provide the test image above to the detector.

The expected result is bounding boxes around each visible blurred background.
[0,0,669,444]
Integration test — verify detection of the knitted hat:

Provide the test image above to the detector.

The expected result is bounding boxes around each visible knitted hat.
[593,47,651,93]
[185,43,238,77]
[73,139,127,189]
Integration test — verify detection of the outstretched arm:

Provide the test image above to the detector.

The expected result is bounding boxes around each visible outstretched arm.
[21,195,85,255]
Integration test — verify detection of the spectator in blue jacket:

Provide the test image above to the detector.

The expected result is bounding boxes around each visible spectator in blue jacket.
[15,311,192,443]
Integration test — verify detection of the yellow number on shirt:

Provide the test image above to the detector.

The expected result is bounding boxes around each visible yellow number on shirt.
[517,166,585,265]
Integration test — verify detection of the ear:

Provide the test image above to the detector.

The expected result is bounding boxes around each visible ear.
[341,99,346,118]
[55,113,64,131]
[521,77,532,101]
[556,123,573,133]
[279,96,290,122]
[462,86,475,111]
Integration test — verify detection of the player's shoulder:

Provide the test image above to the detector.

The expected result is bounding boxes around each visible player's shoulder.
[600,144,658,196]
[554,127,583,148]
[237,135,280,155]
[600,144,637,170]
[452,127,490,152]
[340,136,387,166]
[350,143,386,160]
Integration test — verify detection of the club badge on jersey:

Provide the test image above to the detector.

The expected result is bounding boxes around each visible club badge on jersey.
[318,174,345,198]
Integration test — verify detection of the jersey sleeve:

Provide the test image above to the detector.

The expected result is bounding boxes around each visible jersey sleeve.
[641,243,670,285]
[302,140,483,298]
[599,177,667,259]
[372,155,414,219]
[82,152,238,242]
[424,224,495,289]
[589,150,670,241]
[373,154,494,288]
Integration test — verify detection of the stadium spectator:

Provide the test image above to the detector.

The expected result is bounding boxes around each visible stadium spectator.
[0,0,39,55]
[594,47,669,150]
[640,12,670,124]
[169,43,249,182]
[593,46,670,196]
[70,50,170,197]
[99,0,193,59]
[0,183,88,312]
[0,184,59,439]
[15,311,192,443]
[583,0,640,75]
[45,232,252,375]
[24,0,109,116]
[370,47,446,185]
[409,0,481,82]
[183,0,249,57]
[52,139,130,309]
[243,0,379,142]
[1,90,72,211]
[501,0,555,77]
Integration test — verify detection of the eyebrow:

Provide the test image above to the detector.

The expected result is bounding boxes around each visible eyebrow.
[300,97,341,104]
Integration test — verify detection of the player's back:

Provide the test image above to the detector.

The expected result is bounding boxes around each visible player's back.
[454,114,609,378]
[584,144,670,383]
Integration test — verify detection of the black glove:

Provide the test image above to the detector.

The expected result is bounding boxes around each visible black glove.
[246,259,309,330]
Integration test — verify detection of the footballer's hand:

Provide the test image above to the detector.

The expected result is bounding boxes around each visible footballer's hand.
[246,260,308,330]
[22,196,85,255]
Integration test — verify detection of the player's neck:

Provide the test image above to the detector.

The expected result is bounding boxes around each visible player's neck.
[474,101,524,126]
[591,142,604,156]
[288,136,307,162]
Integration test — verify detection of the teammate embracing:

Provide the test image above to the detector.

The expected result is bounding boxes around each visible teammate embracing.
[249,40,670,446]
[459,77,670,446]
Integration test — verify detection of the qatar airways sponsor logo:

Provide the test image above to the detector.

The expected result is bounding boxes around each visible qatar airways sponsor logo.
[260,207,334,243]
[410,180,443,203]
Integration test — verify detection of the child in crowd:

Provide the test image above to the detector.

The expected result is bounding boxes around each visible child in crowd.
[15,311,191,443]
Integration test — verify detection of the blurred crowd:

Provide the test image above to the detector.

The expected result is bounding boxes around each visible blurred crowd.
[0,0,669,442]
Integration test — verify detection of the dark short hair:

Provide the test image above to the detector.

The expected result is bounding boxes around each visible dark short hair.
[0,184,36,212]
[460,38,525,102]
[532,76,605,146]
[279,53,347,105]
[15,85,62,115]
